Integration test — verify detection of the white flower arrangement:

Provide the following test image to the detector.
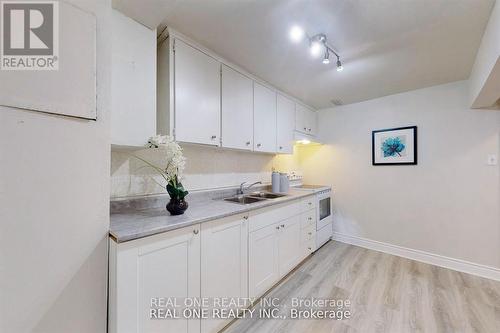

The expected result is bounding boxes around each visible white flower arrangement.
[133,135,188,200]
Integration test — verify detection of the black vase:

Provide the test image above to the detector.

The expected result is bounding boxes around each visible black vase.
[166,198,188,215]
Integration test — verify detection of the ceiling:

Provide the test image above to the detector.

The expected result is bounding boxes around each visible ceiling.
[114,0,495,109]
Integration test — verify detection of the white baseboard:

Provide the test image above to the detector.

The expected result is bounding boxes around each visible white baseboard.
[332,232,500,282]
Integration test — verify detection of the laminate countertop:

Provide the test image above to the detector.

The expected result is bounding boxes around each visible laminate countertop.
[110,189,315,243]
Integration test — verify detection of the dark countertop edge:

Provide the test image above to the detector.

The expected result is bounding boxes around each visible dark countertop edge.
[109,191,316,244]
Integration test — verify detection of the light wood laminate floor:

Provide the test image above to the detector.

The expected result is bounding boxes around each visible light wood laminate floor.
[225,241,500,333]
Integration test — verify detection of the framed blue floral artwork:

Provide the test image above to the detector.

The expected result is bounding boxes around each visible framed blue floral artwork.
[372,126,417,165]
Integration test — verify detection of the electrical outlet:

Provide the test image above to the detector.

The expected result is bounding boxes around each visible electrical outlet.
[487,154,498,166]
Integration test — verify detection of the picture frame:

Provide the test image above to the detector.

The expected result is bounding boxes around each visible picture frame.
[372,126,417,165]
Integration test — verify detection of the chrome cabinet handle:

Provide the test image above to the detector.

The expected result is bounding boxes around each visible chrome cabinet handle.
[243,215,249,220]
[193,229,199,235]
[276,226,280,230]
[211,135,217,139]
[246,141,251,145]
[308,217,312,221]
[279,146,283,150]
[257,143,262,147]
[303,127,307,130]
[280,224,285,228]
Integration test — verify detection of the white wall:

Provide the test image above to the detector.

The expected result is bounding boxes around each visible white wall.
[0,0,111,332]
[469,0,500,108]
[310,81,500,268]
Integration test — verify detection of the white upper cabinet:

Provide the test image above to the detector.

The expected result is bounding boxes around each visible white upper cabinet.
[174,39,221,146]
[253,82,277,153]
[276,94,295,154]
[307,107,318,135]
[221,65,254,150]
[295,103,317,136]
[111,10,156,147]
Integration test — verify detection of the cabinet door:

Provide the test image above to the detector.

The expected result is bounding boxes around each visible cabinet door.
[306,107,317,136]
[295,103,308,134]
[248,223,279,298]
[276,94,295,154]
[174,39,220,146]
[201,214,249,333]
[111,225,201,333]
[221,65,254,150]
[253,82,277,153]
[277,215,302,277]
[111,10,156,146]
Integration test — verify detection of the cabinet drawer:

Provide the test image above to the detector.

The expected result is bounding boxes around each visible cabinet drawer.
[300,210,316,229]
[301,223,315,243]
[249,199,302,232]
[301,197,316,211]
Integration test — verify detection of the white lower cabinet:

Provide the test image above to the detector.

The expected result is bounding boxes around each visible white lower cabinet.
[201,214,249,333]
[248,222,280,299]
[109,195,318,332]
[109,224,201,333]
[248,199,313,299]
[277,215,302,277]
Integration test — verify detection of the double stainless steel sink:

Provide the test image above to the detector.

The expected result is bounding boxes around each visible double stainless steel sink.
[223,191,287,205]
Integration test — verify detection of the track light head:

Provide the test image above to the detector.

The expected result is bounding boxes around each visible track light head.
[322,50,330,64]
[336,58,343,72]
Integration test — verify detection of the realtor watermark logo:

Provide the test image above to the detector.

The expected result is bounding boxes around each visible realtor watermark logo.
[1,1,59,70]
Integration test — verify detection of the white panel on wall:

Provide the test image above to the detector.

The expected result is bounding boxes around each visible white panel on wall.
[0,2,97,119]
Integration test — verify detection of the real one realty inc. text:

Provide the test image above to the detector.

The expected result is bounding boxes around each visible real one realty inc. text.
[149,297,352,321]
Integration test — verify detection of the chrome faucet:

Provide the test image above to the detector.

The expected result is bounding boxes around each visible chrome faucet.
[238,181,262,195]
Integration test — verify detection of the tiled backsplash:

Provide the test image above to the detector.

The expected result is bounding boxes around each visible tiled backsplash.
[111,144,299,198]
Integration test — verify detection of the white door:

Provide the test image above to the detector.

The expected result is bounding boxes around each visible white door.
[174,39,220,146]
[201,214,249,333]
[221,65,254,150]
[277,215,302,277]
[253,82,277,153]
[248,223,279,298]
[276,94,295,154]
[112,225,201,333]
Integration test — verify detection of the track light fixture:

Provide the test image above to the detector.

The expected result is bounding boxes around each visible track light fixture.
[289,26,343,70]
